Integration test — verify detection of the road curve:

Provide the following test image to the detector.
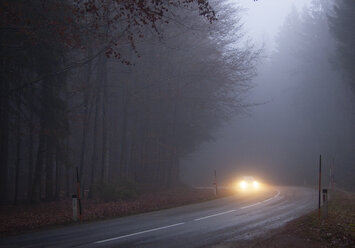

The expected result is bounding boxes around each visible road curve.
[0,186,317,248]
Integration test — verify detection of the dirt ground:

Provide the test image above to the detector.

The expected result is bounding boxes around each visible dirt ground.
[206,189,355,248]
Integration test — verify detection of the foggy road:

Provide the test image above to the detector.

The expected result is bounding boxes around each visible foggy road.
[1,1,354,247]
[1,187,317,248]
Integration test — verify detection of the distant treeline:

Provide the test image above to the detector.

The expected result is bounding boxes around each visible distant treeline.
[271,0,355,189]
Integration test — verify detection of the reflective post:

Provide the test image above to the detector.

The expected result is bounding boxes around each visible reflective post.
[322,188,328,219]
[72,194,78,222]
[318,154,322,219]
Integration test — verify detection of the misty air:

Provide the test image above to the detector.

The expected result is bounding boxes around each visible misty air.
[0,0,354,247]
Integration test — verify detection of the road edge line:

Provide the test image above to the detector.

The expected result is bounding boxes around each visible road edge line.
[94,222,185,244]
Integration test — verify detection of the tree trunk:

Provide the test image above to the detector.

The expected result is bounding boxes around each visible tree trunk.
[119,90,130,181]
[27,98,35,201]
[0,72,9,204]
[89,57,102,198]
[31,128,46,202]
[54,141,61,200]
[101,58,109,184]
[65,162,71,198]
[88,79,101,198]
[45,134,55,201]
[14,90,22,205]
[79,46,94,186]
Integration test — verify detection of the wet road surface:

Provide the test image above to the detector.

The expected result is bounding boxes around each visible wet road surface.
[0,186,317,248]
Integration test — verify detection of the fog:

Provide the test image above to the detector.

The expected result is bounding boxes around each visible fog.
[1,0,354,205]
[236,0,310,49]
[182,0,355,189]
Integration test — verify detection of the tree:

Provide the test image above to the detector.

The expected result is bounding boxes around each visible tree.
[260,0,355,188]
[328,0,355,94]
[0,0,258,202]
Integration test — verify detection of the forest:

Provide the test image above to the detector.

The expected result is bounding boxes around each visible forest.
[256,0,355,188]
[0,1,354,247]
[182,0,355,191]
[1,0,354,206]
[0,0,258,204]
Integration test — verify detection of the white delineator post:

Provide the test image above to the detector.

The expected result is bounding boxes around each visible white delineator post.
[322,188,328,219]
[72,194,78,222]
[318,155,322,219]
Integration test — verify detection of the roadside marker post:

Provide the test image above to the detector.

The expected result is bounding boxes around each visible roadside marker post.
[318,154,322,219]
[322,188,328,219]
[72,194,78,221]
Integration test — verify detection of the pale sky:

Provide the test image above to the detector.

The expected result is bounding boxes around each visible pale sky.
[233,0,310,50]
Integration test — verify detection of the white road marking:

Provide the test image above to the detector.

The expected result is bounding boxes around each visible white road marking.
[240,190,281,209]
[263,190,280,203]
[194,189,281,221]
[239,201,261,209]
[94,222,185,244]
[193,210,236,221]
[94,190,282,244]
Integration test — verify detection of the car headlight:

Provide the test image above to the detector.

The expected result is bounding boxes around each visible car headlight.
[240,181,247,189]
[253,181,259,188]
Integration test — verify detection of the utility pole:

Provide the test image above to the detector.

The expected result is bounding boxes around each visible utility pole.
[318,154,322,219]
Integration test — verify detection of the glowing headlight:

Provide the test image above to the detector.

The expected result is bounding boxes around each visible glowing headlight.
[240,181,247,189]
[253,181,259,188]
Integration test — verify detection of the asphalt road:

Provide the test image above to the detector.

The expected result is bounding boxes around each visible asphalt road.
[1,186,317,248]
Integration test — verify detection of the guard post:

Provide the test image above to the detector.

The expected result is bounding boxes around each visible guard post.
[322,188,328,219]
[72,194,78,222]
[318,155,322,219]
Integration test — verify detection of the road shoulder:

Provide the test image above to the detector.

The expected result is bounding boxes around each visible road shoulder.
[205,189,355,248]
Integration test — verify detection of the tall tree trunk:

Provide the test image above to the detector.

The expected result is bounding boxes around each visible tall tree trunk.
[89,78,101,198]
[31,77,50,202]
[31,127,46,202]
[65,138,71,197]
[0,38,8,205]
[45,135,54,201]
[89,92,100,198]
[27,95,35,201]
[14,90,22,205]
[168,86,180,188]
[101,58,109,184]
[0,81,9,204]
[44,78,56,201]
[79,46,94,185]
[119,90,130,181]
[54,141,61,200]
[0,54,9,204]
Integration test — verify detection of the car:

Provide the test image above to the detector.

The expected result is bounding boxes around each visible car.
[237,176,260,190]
